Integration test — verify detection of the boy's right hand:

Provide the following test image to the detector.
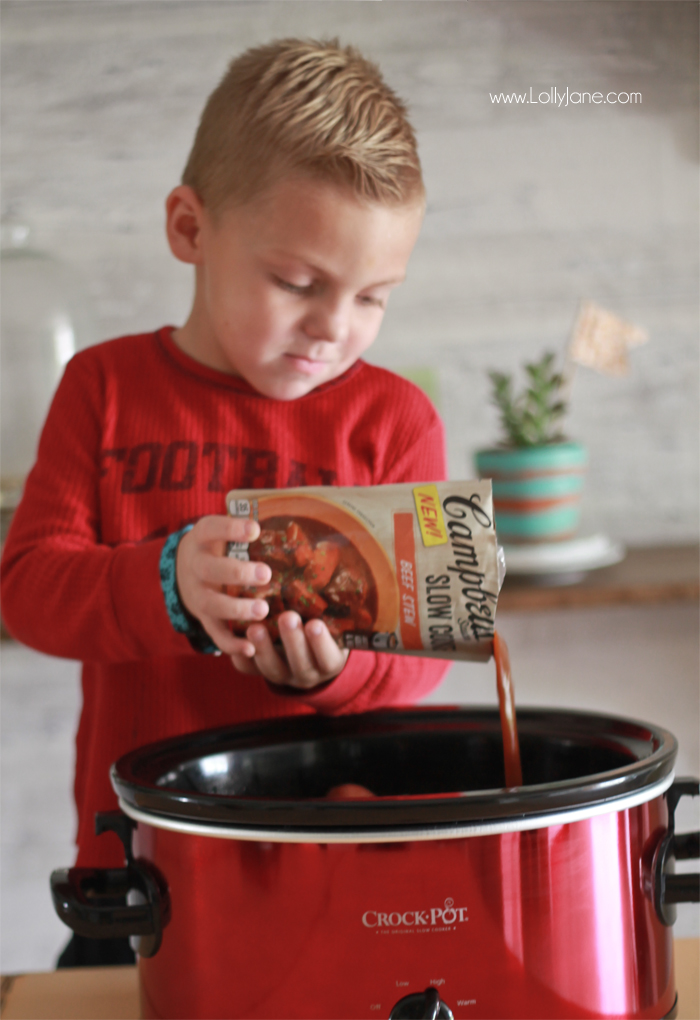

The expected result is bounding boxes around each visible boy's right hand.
[176,516,271,658]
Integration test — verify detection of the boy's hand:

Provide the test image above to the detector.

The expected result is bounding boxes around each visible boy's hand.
[231,613,349,690]
[176,516,271,658]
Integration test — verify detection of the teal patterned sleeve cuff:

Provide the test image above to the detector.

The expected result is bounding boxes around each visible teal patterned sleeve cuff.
[159,526,219,655]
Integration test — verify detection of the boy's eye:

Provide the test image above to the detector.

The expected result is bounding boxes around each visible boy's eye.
[357,294,386,309]
[273,275,312,295]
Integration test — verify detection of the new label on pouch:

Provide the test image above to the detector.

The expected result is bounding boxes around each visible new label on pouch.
[413,485,448,547]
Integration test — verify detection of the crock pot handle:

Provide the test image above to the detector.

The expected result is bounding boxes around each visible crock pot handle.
[653,777,700,926]
[95,809,136,860]
[49,811,171,957]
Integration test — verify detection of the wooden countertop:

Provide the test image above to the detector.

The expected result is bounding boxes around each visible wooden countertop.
[498,543,699,612]
[1,938,698,1019]
[0,966,138,1020]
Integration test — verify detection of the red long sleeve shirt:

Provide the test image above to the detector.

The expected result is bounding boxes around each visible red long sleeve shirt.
[1,326,450,866]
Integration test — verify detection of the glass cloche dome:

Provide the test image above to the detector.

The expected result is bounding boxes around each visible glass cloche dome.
[1,219,96,509]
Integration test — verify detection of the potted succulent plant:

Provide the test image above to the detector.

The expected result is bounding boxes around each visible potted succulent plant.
[474,352,587,544]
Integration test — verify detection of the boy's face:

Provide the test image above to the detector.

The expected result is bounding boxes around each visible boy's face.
[170,177,424,400]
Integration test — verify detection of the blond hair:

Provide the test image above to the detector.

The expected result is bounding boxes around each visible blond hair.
[182,38,424,213]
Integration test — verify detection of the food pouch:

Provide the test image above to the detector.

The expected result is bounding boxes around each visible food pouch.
[225,481,503,662]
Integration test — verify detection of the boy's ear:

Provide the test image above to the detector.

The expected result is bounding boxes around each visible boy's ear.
[165,185,207,264]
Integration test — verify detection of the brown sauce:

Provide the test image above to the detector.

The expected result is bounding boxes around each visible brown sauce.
[493,631,523,788]
[325,784,376,800]
[324,633,523,799]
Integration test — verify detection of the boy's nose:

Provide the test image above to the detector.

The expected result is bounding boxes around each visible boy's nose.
[301,300,351,345]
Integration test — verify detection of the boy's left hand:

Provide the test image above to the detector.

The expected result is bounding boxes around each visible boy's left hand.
[230,612,348,690]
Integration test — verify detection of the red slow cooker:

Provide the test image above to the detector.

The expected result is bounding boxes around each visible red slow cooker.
[51,708,699,1019]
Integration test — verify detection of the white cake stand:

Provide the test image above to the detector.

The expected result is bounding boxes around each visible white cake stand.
[502,534,626,585]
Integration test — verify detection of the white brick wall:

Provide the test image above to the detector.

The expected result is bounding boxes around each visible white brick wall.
[2,1,697,543]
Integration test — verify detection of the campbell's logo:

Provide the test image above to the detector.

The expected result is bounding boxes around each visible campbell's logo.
[362,897,467,929]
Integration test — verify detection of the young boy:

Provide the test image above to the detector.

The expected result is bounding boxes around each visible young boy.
[1,39,449,887]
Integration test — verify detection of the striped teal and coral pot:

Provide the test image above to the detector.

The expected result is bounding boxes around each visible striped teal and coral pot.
[474,442,587,543]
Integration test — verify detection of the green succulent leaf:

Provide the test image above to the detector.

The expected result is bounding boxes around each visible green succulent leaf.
[487,351,570,448]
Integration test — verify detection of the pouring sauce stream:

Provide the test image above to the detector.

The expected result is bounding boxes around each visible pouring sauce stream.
[493,631,523,788]
[325,630,523,798]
